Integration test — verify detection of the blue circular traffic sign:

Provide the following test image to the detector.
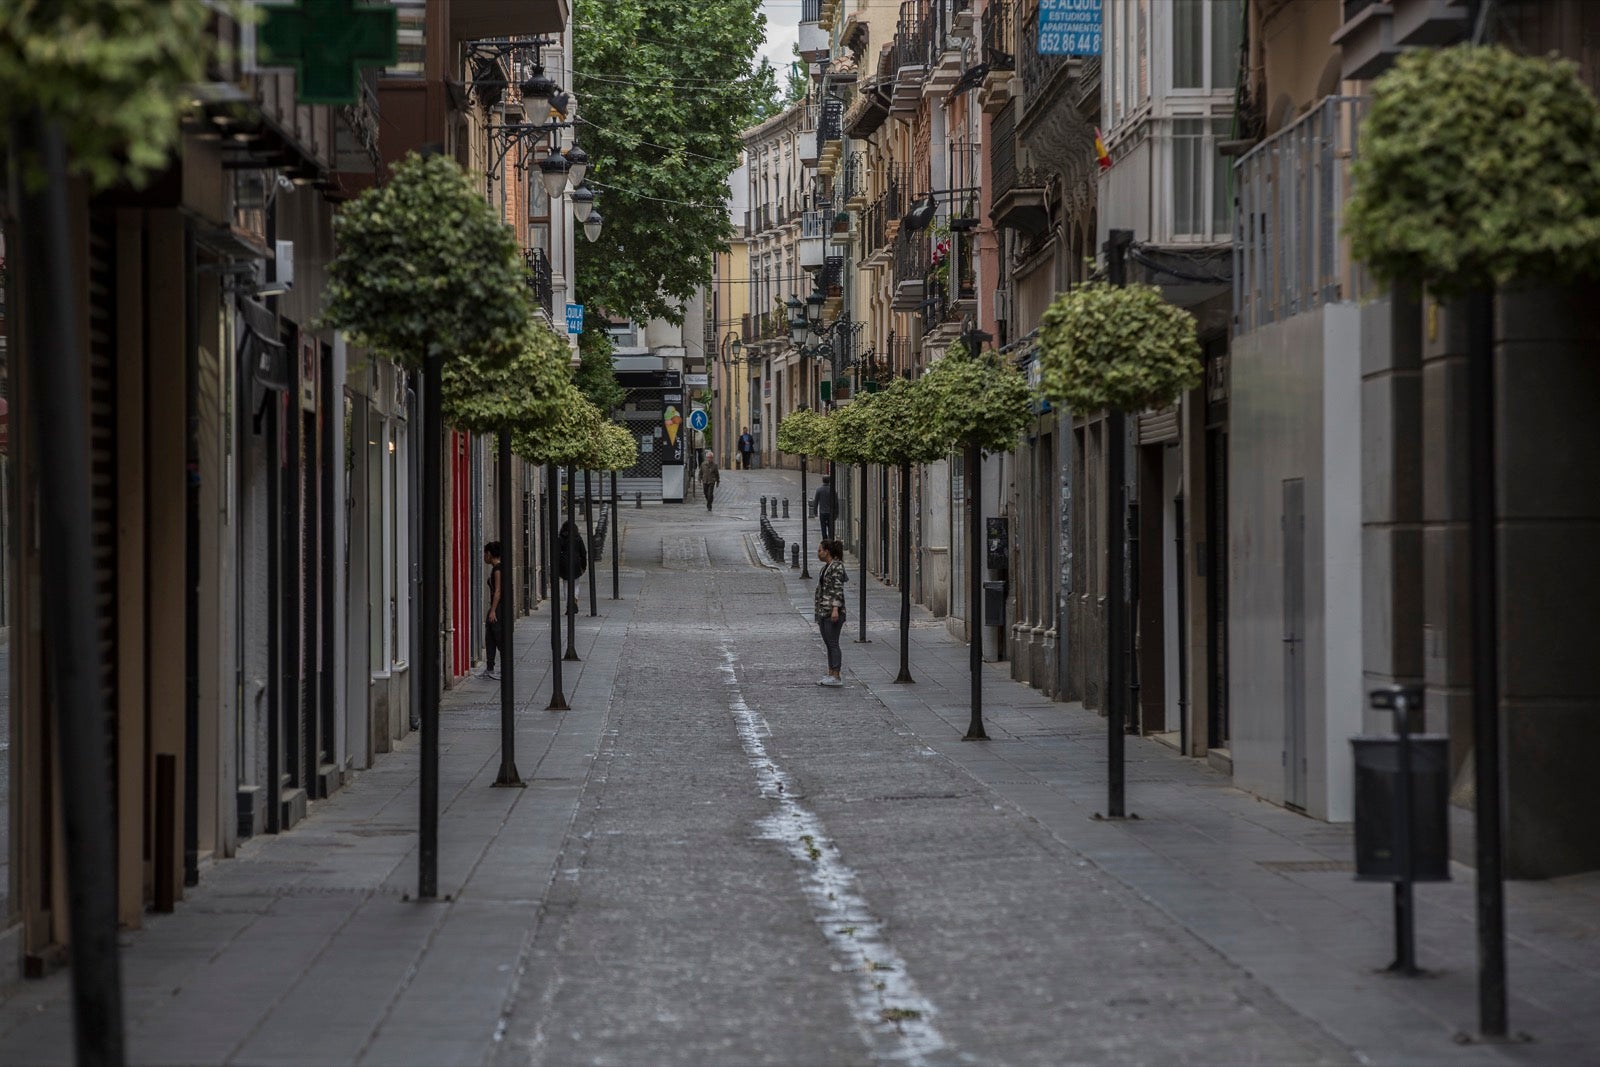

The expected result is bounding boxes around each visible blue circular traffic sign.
[689,409,709,432]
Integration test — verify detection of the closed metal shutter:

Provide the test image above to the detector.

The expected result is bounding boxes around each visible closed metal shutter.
[1138,405,1179,445]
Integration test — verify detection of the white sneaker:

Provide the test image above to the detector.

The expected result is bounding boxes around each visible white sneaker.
[485,668,499,680]
[821,676,844,688]
[817,676,832,686]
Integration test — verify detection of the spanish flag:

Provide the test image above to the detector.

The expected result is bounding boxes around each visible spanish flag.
[1094,128,1112,170]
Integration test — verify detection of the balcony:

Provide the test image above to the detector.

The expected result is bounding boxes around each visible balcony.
[891,226,929,312]
[799,0,829,60]
[988,105,1048,234]
[800,210,828,271]
[1234,96,1373,334]
[979,0,1016,115]
[924,0,965,98]
[798,103,820,167]
[859,164,908,268]
[836,155,867,210]
[843,77,892,139]
[1019,10,1074,118]
[816,95,845,179]
[1333,0,1467,81]
[889,2,928,118]
[525,248,553,320]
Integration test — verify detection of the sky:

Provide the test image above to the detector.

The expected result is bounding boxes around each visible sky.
[757,0,802,78]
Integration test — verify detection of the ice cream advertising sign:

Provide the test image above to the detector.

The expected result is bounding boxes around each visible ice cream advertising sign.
[662,396,686,465]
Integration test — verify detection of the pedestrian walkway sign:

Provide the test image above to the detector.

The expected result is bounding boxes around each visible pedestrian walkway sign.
[689,409,709,432]
[565,303,584,334]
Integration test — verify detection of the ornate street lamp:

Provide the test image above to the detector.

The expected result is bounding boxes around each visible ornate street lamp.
[583,209,605,243]
[521,63,557,116]
[538,147,570,198]
[564,145,589,186]
[787,294,807,345]
[571,184,595,223]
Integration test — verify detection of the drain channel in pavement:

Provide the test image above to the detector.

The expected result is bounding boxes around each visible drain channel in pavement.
[718,643,948,1065]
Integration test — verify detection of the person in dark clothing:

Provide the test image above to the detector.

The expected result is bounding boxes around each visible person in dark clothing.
[556,520,588,580]
[700,453,720,510]
[738,427,754,470]
[483,541,504,680]
[814,475,838,540]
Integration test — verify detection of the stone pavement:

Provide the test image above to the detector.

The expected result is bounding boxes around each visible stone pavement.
[0,567,640,1066]
[747,464,1600,1065]
[0,467,1595,1066]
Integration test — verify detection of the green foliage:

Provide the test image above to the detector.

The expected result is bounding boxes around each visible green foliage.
[1037,282,1201,415]
[573,329,626,414]
[1347,46,1600,295]
[595,422,639,472]
[574,0,773,323]
[922,343,1034,455]
[782,44,808,107]
[827,393,876,466]
[323,153,529,369]
[441,323,573,433]
[512,384,606,468]
[0,0,212,189]
[776,407,833,458]
[861,377,946,466]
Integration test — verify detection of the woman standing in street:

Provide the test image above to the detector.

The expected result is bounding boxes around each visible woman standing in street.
[814,538,847,687]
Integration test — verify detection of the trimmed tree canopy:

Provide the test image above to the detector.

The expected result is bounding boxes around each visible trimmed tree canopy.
[1037,282,1201,415]
[513,384,606,469]
[923,343,1034,455]
[324,153,530,368]
[776,408,833,458]
[0,0,210,189]
[862,377,947,466]
[442,323,574,433]
[1347,46,1600,295]
[827,394,876,466]
[595,422,639,472]
[574,329,626,415]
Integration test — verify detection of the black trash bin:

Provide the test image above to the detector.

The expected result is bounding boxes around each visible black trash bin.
[982,580,1006,625]
[1351,735,1451,883]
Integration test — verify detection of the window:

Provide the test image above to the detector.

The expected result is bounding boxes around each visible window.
[1172,0,1239,92]
[1171,117,1233,238]
[387,0,426,77]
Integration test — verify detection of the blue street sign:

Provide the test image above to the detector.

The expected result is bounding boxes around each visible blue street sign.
[565,303,584,334]
[689,409,709,432]
[1038,0,1101,56]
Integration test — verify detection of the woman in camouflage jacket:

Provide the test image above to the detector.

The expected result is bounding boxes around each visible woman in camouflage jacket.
[813,538,847,687]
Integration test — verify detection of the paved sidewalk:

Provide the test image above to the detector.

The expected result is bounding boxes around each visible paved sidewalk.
[744,464,1600,1065]
[0,554,643,1066]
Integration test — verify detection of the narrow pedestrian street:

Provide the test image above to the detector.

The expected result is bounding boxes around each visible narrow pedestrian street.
[0,469,1595,1066]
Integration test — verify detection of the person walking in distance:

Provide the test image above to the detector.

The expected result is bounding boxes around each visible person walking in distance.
[699,452,720,511]
[814,474,838,540]
[483,541,504,681]
[814,539,847,687]
[738,426,754,470]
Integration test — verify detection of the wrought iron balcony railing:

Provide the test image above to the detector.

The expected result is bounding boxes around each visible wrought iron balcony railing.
[982,0,1015,71]
[1019,9,1071,115]
[524,247,553,319]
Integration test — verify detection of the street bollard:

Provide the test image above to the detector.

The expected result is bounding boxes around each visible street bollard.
[782,498,790,519]
[791,543,800,569]
[761,496,768,518]
[635,491,642,509]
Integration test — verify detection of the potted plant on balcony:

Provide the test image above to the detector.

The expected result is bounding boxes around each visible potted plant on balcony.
[833,210,851,234]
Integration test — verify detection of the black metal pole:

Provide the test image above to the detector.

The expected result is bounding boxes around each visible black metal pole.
[563,465,580,661]
[1467,289,1507,1036]
[1174,495,1189,755]
[583,470,598,616]
[801,454,811,579]
[610,470,620,600]
[12,111,126,1067]
[856,462,869,643]
[183,223,201,881]
[1104,228,1133,819]
[419,352,442,899]
[1391,688,1418,975]
[965,444,986,740]
[545,463,569,710]
[895,461,915,684]
[494,432,521,787]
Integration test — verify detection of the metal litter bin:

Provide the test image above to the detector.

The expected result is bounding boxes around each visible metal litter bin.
[983,581,1006,625]
[1352,735,1451,883]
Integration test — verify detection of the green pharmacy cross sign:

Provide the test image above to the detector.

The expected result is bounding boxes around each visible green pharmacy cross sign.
[261,0,399,106]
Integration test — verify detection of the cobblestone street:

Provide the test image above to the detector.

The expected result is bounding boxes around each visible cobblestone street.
[1,469,1595,1066]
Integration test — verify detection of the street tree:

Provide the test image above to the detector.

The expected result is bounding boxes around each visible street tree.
[922,343,1034,739]
[778,408,834,577]
[1344,45,1600,1037]
[574,0,774,323]
[323,151,533,903]
[1036,281,1200,416]
[441,323,574,788]
[0,2,218,1059]
[860,377,946,684]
